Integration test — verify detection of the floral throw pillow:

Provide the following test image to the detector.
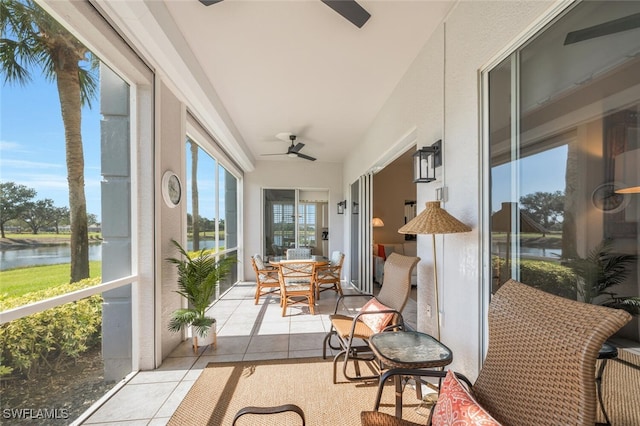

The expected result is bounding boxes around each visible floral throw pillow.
[432,370,501,426]
[359,298,394,333]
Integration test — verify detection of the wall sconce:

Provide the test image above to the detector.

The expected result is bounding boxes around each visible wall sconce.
[352,201,359,214]
[337,200,347,214]
[413,139,442,183]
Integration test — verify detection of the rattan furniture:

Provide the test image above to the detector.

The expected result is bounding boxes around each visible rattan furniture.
[314,251,345,300]
[360,279,632,426]
[323,252,420,383]
[251,255,280,305]
[277,260,317,316]
[369,331,452,419]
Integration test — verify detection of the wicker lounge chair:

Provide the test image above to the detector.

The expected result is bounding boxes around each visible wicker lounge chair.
[323,252,419,383]
[361,279,632,426]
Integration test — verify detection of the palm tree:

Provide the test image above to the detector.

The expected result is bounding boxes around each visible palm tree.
[1,0,98,282]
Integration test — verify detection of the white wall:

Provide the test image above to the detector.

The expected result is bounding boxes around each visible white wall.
[243,160,344,279]
[344,1,558,378]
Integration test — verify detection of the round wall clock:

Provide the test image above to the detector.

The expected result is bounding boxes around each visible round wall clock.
[162,171,182,207]
[591,182,629,214]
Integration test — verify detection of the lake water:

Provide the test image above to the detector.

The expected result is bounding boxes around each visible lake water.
[1,244,103,271]
[0,239,223,271]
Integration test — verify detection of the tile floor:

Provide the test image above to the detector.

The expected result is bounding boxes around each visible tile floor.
[80,282,418,425]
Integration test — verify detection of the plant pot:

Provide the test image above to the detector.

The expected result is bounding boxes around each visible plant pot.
[192,321,217,353]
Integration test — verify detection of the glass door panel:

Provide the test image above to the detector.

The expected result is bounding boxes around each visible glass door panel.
[264,189,296,258]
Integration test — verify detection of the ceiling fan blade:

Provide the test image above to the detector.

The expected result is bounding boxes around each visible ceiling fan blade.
[261,153,287,156]
[296,152,317,161]
[564,12,640,45]
[199,0,223,5]
[290,142,305,153]
[321,0,371,28]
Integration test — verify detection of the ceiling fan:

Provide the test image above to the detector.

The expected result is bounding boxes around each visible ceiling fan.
[564,12,640,45]
[262,134,317,161]
[198,0,371,28]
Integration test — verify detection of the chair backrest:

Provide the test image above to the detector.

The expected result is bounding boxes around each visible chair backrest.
[286,248,311,260]
[278,260,315,285]
[375,253,419,312]
[252,254,266,270]
[473,279,632,426]
[330,250,344,266]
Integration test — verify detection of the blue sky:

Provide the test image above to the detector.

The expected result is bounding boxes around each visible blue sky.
[491,144,567,212]
[1,72,103,221]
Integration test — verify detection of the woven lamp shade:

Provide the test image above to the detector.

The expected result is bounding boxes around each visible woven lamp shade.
[398,201,471,235]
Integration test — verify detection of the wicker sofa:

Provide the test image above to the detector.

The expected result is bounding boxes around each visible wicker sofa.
[373,241,417,286]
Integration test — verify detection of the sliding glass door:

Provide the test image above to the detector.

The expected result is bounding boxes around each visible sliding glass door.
[263,189,328,258]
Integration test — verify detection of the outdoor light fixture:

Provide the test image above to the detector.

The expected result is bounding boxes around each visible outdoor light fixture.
[413,139,442,183]
[337,200,347,214]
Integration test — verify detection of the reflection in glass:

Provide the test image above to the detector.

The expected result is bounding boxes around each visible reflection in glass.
[488,1,639,338]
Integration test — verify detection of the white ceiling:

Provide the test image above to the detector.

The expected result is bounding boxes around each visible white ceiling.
[116,1,455,165]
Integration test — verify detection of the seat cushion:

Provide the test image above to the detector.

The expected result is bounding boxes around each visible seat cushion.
[330,314,376,339]
[432,370,501,426]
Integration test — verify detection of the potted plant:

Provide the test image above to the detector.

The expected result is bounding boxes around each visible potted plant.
[564,239,639,316]
[166,239,235,351]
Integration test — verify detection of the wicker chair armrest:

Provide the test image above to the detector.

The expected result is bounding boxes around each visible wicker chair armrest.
[232,404,305,425]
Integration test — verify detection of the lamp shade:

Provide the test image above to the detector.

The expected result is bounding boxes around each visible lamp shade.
[372,217,385,227]
[398,201,471,235]
[615,148,640,194]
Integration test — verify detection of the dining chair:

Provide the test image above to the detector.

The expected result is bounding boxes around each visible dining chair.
[361,279,632,426]
[323,252,419,383]
[286,248,312,260]
[251,254,280,305]
[314,251,345,300]
[278,260,317,316]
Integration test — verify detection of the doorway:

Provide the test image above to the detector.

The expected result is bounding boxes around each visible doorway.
[263,188,329,258]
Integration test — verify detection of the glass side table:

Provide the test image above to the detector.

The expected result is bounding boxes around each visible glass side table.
[369,331,453,419]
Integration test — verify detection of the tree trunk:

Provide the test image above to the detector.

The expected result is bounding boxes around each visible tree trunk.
[56,64,89,283]
[191,141,200,251]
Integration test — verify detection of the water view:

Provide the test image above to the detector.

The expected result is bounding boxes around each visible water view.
[0,239,224,271]
[0,244,103,271]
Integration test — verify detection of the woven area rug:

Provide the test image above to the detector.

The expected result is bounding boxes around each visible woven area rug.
[168,357,428,426]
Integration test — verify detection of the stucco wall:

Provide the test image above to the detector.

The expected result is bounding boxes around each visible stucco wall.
[243,160,344,279]
[344,1,558,378]
[158,81,187,359]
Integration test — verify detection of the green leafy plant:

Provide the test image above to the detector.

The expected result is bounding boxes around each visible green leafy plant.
[0,278,102,378]
[166,239,235,337]
[564,239,639,315]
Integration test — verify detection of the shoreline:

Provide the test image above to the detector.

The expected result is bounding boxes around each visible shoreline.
[0,236,102,249]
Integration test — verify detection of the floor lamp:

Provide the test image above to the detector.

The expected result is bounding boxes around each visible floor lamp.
[398,201,471,340]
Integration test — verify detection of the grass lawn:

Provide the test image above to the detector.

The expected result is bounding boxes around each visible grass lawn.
[0,261,102,299]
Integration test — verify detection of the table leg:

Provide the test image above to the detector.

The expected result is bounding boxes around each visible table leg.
[395,375,403,418]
